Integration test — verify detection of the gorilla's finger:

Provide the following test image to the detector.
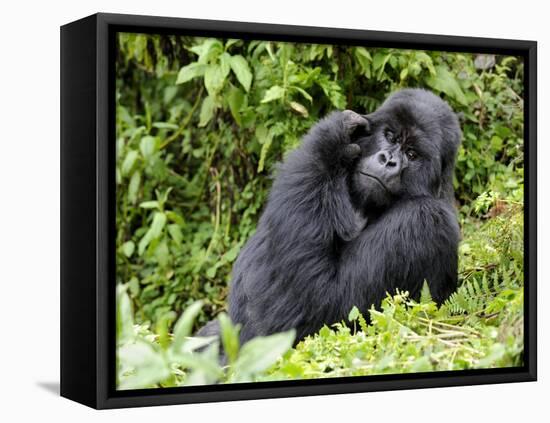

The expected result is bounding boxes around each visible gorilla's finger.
[342,110,370,138]
[342,143,361,161]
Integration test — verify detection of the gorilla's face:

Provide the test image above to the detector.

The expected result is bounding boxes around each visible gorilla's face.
[350,90,461,210]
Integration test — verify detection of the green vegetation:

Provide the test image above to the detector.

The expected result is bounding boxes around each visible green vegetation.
[117,288,295,388]
[115,34,524,389]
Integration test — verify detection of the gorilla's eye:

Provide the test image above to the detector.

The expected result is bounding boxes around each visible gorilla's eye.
[385,130,395,143]
[406,150,418,161]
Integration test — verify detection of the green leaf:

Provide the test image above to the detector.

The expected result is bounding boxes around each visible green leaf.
[319,325,331,338]
[420,280,433,304]
[292,86,312,103]
[230,55,253,92]
[189,39,223,64]
[289,101,308,117]
[117,339,170,390]
[128,171,141,204]
[175,62,206,84]
[231,330,295,382]
[223,243,241,263]
[415,51,436,75]
[206,265,218,279]
[261,85,285,103]
[149,212,166,238]
[121,241,135,258]
[128,277,139,297]
[256,126,274,172]
[219,52,232,77]
[354,47,372,77]
[116,285,134,343]
[156,243,170,270]
[316,78,346,108]
[179,336,217,354]
[139,200,159,209]
[179,342,224,386]
[166,210,185,226]
[490,135,503,150]
[348,306,360,322]
[121,150,138,176]
[138,212,166,255]
[494,125,512,139]
[227,85,245,125]
[152,122,179,130]
[426,66,469,106]
[358,312,369,333]
[411,356,432,372]
[140,135,157,158]
[204,64,227,96]
[156,311,177,350]
[372,53,391,79]
[225,39,240,49]
[171,300,204,354]
[355,47,372,61]
[199,96,215,127]
[167,223,183,243]
[219,313,240,364]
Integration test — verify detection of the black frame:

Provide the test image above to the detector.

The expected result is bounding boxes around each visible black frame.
[60,12,537,409]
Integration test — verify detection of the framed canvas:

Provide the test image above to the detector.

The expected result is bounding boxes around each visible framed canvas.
[60,13,537,409]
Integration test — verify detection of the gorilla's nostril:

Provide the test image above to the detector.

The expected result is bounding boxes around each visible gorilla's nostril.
[387,160,397,168]
[377,152,387,165]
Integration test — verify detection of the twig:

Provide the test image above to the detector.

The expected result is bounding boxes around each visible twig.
[416,317,481,335]
[203,168,222,266]
[159,86,204,150]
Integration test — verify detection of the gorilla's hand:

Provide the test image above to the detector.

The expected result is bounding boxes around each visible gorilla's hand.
[342,110,370,140]
[341,110,369,164]
[304,110,369,175]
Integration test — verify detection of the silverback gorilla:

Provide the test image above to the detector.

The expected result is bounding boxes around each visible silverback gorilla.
[198,88,462,345]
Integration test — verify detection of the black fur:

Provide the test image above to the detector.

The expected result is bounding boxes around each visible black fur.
[198,89,462,345]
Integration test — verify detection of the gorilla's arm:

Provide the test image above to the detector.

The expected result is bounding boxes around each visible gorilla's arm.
[270,110,369,242]
[338,198,460,312]
[228,111,368,342]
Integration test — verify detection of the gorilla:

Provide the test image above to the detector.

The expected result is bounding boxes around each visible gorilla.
[199,88,462,345]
